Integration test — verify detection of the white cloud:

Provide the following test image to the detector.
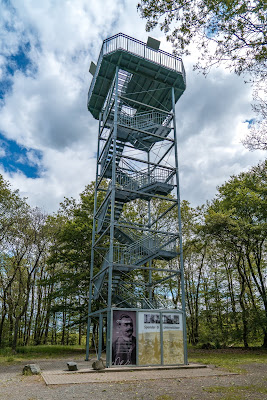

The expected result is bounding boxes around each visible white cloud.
[0,0,265,213]
[0,147,6,158]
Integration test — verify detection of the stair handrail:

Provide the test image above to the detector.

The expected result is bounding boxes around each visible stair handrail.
[116,165,174,191]
[114,228,177,266]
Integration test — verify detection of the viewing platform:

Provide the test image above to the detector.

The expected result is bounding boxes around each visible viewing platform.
[88,33,186,119]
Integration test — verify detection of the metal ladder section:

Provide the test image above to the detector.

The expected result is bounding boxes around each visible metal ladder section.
[100,137,125,179]
[99,118,173,182]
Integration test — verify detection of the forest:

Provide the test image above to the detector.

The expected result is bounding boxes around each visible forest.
[0,160,266,351]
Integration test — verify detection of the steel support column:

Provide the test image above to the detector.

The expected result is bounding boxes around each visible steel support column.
[85,111,102,361]
[172,86,188,364]
[106,66,119,368]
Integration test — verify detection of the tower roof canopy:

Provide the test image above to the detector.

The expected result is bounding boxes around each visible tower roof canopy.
[88,33,186,119]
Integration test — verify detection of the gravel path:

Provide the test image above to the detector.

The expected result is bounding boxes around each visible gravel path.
[0,357,266,400]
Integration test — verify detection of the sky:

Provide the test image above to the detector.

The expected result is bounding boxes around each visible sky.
[0,0,265,213]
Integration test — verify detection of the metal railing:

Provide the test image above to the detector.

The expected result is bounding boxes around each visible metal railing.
[118,109,172,131]
[116,166,174,191]
[103,33,185,76]
[102,69,133,123]
[114,230,178,266]
[88,33,185,105]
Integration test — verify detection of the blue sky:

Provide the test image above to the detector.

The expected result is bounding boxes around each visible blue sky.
[0,6,41,178]
[0,0,265,212]
[0,133,42,177]
[0,41,42,178]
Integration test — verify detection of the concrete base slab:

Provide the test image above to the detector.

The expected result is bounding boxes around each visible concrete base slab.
[41,364,237,385]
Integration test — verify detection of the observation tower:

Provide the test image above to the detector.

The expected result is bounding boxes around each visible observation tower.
[86,33,187,367]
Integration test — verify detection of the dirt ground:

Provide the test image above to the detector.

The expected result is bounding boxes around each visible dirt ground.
[0,357,266,400]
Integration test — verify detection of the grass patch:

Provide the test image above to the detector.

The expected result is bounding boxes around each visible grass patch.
[203,384,267,399]
[16,344,85,356]
[0,345,86,364]
[188,348,267,373]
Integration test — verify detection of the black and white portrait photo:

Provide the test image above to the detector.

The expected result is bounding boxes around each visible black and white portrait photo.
[112,311,136,365]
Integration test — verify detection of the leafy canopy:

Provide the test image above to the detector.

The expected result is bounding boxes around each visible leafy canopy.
[138,0,267,77]
[138,1,267,150]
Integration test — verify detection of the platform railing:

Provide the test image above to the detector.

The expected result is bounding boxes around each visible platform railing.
[103,33,185,77]
[89,33,185,106]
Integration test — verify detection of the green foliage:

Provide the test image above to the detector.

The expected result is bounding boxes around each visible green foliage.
[0,160,266,351]
[16,344,84,356]
[138,0,266,77]
[203,160,267,347]
[138,0,267,150]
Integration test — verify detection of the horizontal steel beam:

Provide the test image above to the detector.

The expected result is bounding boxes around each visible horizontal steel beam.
[148,272,181,287]
[116,222,179,237]
[112,263,179,273]
[120,95,174,115]
[118,154,175,170]
[87,308,108,318]
[117,123,174,143]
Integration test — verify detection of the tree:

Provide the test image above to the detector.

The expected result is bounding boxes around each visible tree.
[138,0,266,76]
[138,0,267,149]
[204,160,267,347]
[0,173,51,349]
[242,84,267,150]
[46,183,102,345]
[0,175,30,347]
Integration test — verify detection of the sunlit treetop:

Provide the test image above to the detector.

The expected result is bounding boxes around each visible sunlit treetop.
[138,0,267,78]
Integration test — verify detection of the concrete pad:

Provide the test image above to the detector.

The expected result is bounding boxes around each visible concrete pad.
[41,364,237,385]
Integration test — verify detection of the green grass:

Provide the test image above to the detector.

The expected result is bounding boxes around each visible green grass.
[0,345,267,371]
[188,348,267,373]
[0,345,86,364]
[203,384,267,400]
[204,385,267,394]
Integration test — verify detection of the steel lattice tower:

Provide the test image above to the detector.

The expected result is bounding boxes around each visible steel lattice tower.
[86,33,187,367]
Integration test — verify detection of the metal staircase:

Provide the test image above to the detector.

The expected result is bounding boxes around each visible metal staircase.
[93,223,178,301]
[94,87,179,306]
[118,109,172,151]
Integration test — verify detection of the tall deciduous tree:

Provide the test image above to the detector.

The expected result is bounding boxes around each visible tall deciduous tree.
[204,160,267,347]
[138,0,266,77]
[138,0,267,150]
[46,183,104,345]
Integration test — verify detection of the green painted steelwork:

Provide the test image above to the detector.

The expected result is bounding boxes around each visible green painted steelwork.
[86,32,188,367]
[88,33,186,119]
